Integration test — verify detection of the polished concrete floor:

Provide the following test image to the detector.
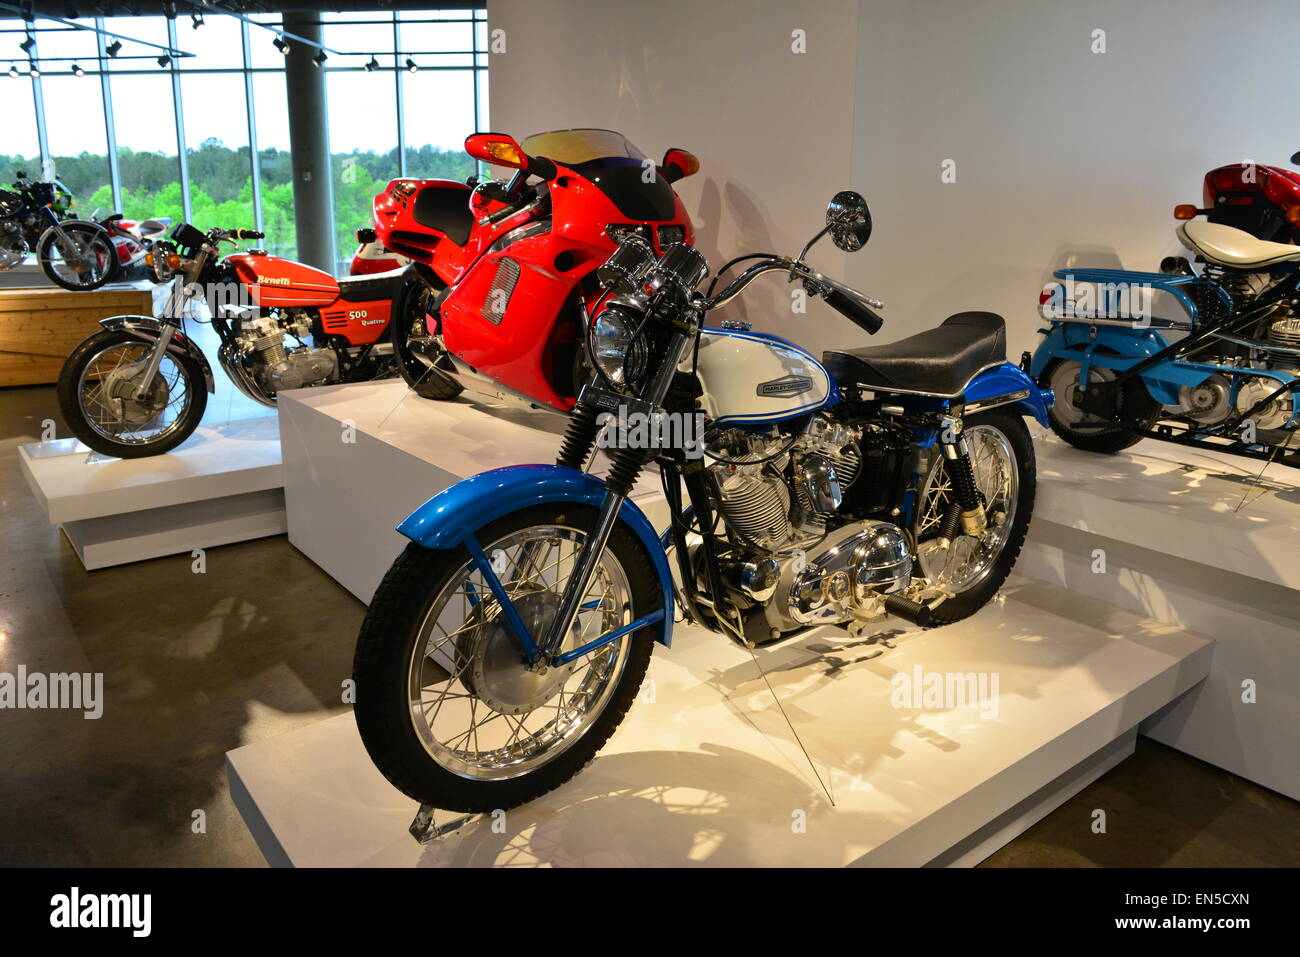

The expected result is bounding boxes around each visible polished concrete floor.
[1,382,1297,867]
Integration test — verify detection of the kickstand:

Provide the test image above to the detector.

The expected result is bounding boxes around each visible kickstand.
[409,803,482,845]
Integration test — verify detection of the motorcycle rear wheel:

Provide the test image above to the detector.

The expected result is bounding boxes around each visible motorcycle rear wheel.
[56,329,207,458]
[911,409,1035,626]
[353,503,659,812]
[38,222,118,292]
[1043,354,1159,454]
[391,273,464,401]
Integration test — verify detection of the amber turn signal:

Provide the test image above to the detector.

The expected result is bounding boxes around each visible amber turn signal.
[1285,207,1300,225]
[1173,204,1198,220]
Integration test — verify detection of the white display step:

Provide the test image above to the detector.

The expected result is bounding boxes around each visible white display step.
[1025,433,1300,799]
[20,413,284,569]
[277,380,667,604]
[226,576,1212,867]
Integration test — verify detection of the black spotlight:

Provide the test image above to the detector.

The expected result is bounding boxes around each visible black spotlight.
[71,62,85,76]
[405,57,418,72]
[312,51,327,68]
[157,53,171,68]
[273,36,289,55]
[364,56,379,72]
[19,37,34,54]
[8,64,19,78]
[29,62,40,77]
[191,13,203,29]
[105,39,122,57]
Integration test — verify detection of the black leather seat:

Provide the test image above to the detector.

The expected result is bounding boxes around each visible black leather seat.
[413,186,473,246]
[337,269,407,303]
[822,311,1006,396]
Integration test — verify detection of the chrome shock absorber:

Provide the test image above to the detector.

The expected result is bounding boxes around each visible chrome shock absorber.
[935,415,987,548]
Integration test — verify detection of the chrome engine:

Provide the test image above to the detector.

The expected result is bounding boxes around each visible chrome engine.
[702,416,914,633]
[236,312,338,394]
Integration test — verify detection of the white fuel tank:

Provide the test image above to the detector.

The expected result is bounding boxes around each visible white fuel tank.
[685,327,834,426]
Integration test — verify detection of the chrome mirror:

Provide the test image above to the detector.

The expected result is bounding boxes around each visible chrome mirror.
[826,190,872,252]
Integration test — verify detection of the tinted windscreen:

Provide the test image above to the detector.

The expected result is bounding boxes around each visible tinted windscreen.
[521,129,646,168]
[523,128,675,222]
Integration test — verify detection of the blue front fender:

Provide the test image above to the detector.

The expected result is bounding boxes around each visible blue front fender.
[963,361,1053,427]
[396,464,674,647]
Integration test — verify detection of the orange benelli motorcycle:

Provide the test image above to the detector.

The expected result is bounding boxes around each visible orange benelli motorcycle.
[365,128,699,409]
[57,222,409,458]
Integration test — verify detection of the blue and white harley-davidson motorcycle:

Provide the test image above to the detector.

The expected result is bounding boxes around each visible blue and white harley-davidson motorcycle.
[353,191,1053,813]
[1032,214,1300,467]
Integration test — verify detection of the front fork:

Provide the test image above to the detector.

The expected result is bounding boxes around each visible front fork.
[129,279,190,401]
[529,331,693,666]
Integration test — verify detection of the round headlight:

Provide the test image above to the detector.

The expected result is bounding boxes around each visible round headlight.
[591,303,647,386]
[150,241,178,281]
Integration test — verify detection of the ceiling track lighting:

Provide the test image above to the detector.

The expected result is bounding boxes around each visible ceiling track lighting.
[28,62,40,77]
[157,53,171,68]
[191,13,203,29]
[19,37,34,54]
[8,63,19,78]
[312,51,328,68]
[364,56,379,72]
[71,62,84,76]
[273,36,289,56]
[405,57,418,72]
[105,40,122,58]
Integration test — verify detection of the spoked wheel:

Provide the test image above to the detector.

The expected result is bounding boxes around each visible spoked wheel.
[911,409,1035,625]
[353,503,659,812]
[1043,353,1159,454]
[56,329,207,458]
[391,273,463,400]
[37,223,117,291]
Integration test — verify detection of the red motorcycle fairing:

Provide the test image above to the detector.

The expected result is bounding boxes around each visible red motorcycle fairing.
[372,143,696,409]
[438,178,694,410]
[1202,163,1300,243]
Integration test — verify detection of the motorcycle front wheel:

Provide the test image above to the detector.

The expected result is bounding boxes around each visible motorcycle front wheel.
[911,408,1036,625]
[353,502,659,812]
[37,222,118,291]
[56,329,208,458]
[390,273,464,401]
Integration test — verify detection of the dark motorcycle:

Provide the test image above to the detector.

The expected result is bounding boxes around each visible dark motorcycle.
[0,171,116,290]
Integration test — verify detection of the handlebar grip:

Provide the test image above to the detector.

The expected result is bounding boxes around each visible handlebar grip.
[823,286,883,334]
[484,202,524,226]
[231,228,265,240]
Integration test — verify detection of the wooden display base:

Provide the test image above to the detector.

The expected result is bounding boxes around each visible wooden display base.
[0,283,153,387]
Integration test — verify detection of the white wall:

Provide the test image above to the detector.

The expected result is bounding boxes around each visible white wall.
[489,0,1300,359]
[849,0,1300,356]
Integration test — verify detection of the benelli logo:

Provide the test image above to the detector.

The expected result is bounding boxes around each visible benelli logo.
[258,277,291,287]
[756,374,814,398]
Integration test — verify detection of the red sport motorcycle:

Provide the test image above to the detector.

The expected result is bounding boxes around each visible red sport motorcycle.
[57,221,409,458]
[369,128,699,410]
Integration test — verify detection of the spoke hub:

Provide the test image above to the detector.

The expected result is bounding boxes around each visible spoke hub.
[466,590,579,715]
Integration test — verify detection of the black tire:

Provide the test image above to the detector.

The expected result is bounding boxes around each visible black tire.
[1041,354,1159,454]
[56,329,208,458]
[913,409,1036,626]
[353,503,660,812]
[390,273,464,401]
[37,222,118,291]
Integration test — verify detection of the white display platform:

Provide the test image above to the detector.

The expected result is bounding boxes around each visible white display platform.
[278,380,667,604]
[20,413,284,569]
[227,576,1211,867]
[1024,433,1300,799]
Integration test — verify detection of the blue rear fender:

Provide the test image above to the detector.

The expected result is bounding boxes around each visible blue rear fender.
[963,361,1053,427]
[396,464,674,647]
[1030,322,1195,405]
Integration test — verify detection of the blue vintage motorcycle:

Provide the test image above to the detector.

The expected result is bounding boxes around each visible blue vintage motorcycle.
[1032,214,1300,467]
[353,190,1052,813]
